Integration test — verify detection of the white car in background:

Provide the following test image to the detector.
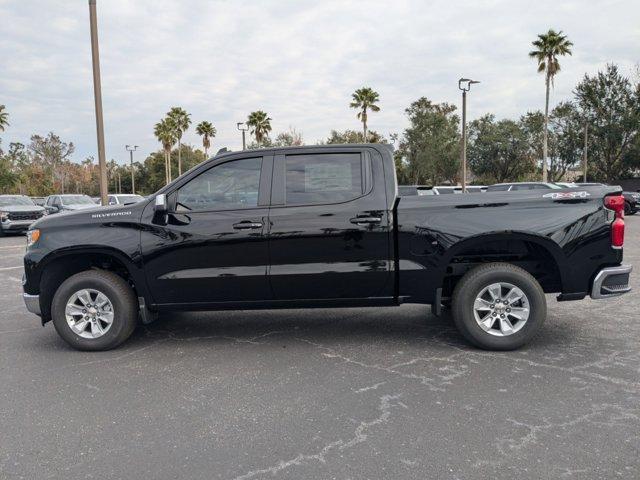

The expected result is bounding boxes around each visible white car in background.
[107,194,146,206]
[44,194,99,214]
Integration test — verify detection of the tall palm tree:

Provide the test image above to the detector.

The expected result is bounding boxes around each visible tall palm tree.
[350,87,380,142]
[0,105,9,133]
[529,29,573,182]
[195,121,217,159]
[247,111,272,147]
[154,119,177,184]
[167,107,192,176]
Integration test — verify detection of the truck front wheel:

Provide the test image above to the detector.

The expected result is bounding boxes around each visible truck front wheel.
[51,270,138,351]
[451,263,546,350]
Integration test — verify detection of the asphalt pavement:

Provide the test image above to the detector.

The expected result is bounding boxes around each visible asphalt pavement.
[1,218,639,479]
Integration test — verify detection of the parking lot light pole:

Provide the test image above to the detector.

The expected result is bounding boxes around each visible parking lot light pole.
[88,0,108,206]
[126,145,138,194]
[237,122,248,150]
[458,78,480,193]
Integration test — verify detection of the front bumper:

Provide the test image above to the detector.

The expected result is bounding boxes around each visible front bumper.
[23,293,41,316]
[590,265,632,299]
[1,219,35,231]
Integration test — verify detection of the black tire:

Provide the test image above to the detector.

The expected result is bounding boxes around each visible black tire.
[51,270,138,351]
[451,263,546,350]
[624,202,632,216]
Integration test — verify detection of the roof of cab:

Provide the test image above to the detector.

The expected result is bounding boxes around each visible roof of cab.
[213,143,394,160]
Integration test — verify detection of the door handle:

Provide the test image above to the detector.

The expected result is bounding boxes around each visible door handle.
[233,221,263,230]
[350,216,382,225]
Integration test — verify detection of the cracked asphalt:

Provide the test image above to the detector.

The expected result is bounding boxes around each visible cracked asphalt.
[1,218,639,479]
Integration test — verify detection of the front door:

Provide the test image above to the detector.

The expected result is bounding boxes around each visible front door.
[267,148,392,300]
[141,155,272,306]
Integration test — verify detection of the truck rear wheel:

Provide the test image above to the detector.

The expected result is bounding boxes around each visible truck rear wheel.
[51,270,138,351]
[451,263,546,350]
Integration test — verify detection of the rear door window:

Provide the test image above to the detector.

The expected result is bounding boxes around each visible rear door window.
[284,153,368,205]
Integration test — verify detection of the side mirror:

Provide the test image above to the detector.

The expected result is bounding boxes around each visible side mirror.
[47,206,59,213]
[154,194,167,213]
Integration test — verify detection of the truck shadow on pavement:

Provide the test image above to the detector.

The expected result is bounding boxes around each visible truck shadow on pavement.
[116,304,579,353]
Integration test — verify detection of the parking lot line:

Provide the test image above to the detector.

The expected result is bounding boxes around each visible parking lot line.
[0,266,23,271]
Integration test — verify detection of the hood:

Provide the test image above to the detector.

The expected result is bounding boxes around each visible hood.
[0,205,46,213]
[32,201,148,230]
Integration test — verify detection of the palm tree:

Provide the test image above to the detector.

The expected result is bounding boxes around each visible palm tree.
[154,119,177,184]
[246,111,272,147]
[0,105,9,133]
[167,107,191,176]
[196,121,217,158]
[350,87,380,142]
[529,29,573,182]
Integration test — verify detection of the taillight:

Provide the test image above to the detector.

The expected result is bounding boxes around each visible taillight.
[604,195,625,249]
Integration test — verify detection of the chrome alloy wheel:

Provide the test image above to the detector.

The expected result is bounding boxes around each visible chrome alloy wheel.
[472,282,530,337]
[65,289,114,339]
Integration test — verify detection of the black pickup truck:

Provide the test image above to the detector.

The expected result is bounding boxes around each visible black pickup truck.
[22,144,632,351]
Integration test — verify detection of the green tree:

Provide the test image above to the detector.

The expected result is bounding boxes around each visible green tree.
[529,29,573,182]
[519,111,545,175]
[325,129,386,144]
[350,87,380,142]
[0,140,18,193]
[247,111,272,147]
[137,146,205,194]
[0,105,9,134]
[574,64,640,182]
[195,121,216,158]
[273,127,304,146]
[167,107,192,176]
[548,102,583,181]
[154,119,177,184]
[397,98,460,185]
[28,132,75,189]
[468,114,534,183]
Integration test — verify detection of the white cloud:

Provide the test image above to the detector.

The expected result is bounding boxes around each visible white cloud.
[0,0,638,164]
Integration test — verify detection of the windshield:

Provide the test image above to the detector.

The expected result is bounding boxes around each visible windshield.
[61,195,95,205]
[117,195,144,203]
[0,196,35,207]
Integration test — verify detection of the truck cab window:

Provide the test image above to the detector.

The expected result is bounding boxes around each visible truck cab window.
[285,153,366,205]
[176,157,262,212]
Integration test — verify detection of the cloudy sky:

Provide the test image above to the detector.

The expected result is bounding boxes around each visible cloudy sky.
[1,0,638,164]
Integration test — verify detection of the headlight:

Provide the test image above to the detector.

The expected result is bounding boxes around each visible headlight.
[0,211,7,222]
[26,229,40,247]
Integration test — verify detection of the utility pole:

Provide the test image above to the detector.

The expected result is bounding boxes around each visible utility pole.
[583,122,588,183]
[117,170,122,194]
[458,78,480,193]
[88,0,108,206]
[237,122,248,150]
[126,145,138,194]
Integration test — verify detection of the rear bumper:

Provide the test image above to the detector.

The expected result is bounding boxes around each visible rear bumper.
[590,265,632,299]
[23,293,41,316]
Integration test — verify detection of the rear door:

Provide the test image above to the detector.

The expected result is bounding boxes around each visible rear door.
[267,148,392,300]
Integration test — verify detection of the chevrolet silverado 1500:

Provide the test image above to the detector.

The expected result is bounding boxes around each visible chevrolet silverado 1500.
[22,144,632,351]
